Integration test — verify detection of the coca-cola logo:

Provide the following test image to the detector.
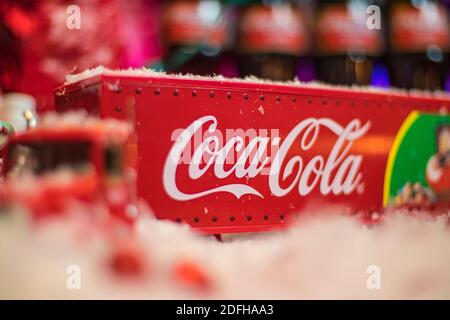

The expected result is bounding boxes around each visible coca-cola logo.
[163,116,371,201]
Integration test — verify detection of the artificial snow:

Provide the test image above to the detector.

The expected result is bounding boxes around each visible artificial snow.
[1,202,450,299]
[62,66,450,100]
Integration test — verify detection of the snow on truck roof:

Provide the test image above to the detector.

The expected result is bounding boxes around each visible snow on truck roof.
[63,66,450,101]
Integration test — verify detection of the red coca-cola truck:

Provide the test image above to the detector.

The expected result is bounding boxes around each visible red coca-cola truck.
[54,69,450,233]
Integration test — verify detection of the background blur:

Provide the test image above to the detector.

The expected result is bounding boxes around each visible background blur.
[1,0,450,112]
[2,0,450,300]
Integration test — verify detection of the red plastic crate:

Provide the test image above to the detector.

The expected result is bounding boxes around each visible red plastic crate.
[54,71,450,233]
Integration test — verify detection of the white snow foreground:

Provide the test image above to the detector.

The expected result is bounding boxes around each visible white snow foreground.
[1,202,450,299]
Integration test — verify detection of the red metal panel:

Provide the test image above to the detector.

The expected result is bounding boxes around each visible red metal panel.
[54,74,450,233]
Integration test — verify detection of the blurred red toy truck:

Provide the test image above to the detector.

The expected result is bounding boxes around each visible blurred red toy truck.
[0,114,138,223]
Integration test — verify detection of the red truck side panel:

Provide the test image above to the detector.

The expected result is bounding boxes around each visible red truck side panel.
[55,74,450,233]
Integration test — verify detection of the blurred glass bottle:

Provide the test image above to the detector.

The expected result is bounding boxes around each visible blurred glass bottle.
[388,0,450,90]
[161,0,232,75]
[237,0,312,81]
[315,0,385,86]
